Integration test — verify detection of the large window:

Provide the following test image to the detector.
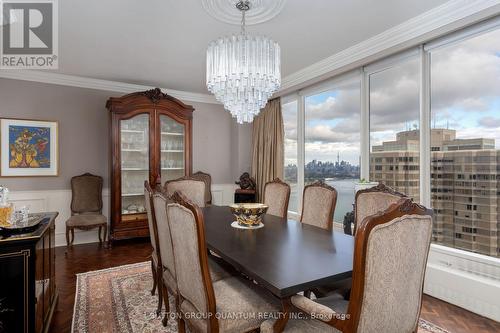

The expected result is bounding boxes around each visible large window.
[283,100,299,212]
[429,28,500,258]
[304,83,361,221]
[282,21,500,260]
[369,56,420,201]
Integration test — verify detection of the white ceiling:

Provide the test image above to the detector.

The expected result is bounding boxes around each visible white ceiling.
[58,0,449,94]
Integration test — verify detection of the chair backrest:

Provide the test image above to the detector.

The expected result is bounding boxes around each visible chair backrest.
[164,177,206,207]
[354,183,406,235]
[70,173,103,214]
[144,181,159,256]
[346,199,433,333]
[152,191,176,282]
[192,171,212,205]
[167,192,218,332]
[263,178,290,218]
[300,181,337,230]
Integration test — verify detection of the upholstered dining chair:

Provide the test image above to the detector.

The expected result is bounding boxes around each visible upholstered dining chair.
[261,198,433,333]
[154,191,235,327]
[300,181,338,231]
[144,181,163,316]
[352,182,407,235]
[312,183,407,299]
[167,191,279,332]
[65,173,107,246]
[192,171,213,205]
[164,177,206,207]
[263,178,291,218]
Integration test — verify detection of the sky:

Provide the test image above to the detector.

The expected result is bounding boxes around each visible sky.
[284,27,500,166]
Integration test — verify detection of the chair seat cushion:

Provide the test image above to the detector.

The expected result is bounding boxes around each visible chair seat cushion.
[315,294,349,313]
[260,316,340,333]
[162,256,232,295]
[180,276,279,333]
[208,256,234,282]
[66,214,106,227]
[313,278,352,298]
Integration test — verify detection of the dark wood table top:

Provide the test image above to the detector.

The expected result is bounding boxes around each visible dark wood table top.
[202,205,354,298]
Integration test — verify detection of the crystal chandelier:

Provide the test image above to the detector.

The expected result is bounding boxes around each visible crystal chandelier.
[206,0,281,124]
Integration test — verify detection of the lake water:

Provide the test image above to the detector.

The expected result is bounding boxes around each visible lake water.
[288,178,357,222]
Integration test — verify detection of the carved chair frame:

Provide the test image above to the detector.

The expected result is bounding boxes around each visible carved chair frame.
[300,181,338,231]
[296,198,432,333]
[262,178,291,219]
[66,173,107,245]
[353,182,407,235]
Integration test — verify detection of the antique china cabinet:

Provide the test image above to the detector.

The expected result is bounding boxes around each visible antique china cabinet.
[107,88,193,241]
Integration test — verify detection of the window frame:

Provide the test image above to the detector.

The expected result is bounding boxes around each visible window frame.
[281,16,500,321]
[283,70,362,219]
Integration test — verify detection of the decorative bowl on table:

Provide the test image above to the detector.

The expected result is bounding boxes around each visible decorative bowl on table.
[229,203,268,227]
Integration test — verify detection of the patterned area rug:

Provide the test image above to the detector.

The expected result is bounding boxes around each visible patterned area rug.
[72,262,450,333]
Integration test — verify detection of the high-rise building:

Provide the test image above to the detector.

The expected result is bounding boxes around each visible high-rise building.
[370,129,499,258]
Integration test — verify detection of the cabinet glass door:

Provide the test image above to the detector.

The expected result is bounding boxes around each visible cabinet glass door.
[120,114,149,216]
[160,115,185,181]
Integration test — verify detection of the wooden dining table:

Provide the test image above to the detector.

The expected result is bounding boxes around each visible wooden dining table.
[202,205,354,332]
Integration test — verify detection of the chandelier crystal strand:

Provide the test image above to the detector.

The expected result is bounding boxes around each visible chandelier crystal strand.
[206,1,281,124]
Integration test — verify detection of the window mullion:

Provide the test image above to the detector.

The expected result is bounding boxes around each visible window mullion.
[361,69,370,180]
[419,46,431,207]
[297,93,305,213]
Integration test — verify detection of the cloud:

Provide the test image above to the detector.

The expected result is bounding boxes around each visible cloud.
[305,86,360,119]
[478,116,500,128]
[285,28,500,159]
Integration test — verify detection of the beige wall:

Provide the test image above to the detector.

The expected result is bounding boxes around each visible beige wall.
[0,78,252,190]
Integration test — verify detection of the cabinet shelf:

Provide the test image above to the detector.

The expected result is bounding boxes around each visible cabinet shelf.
[161,132,184,136]
[122,168,148,171]
[121,148,147,152]
[161,150,184,153]
[121,129,145,133]
[162,167,184,170]
[122,193,143,197]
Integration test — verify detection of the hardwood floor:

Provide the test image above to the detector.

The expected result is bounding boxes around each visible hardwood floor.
[49,241,500,333]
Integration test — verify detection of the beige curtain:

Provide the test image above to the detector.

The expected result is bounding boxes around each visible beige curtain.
[251,98,284,201]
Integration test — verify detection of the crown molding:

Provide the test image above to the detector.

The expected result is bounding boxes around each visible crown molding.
[279,0,500,95]
[1,0,499,102]
[0,70,219,104]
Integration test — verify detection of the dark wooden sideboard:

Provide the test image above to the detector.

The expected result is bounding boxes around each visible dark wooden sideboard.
[0,213,58,333]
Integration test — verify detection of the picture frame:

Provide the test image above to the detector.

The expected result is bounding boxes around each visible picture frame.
[0,118,59,177]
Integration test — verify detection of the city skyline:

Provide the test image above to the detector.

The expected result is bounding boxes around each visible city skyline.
[284,28,500,168]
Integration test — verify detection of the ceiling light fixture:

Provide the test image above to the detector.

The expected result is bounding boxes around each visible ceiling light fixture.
[206,0,281,124]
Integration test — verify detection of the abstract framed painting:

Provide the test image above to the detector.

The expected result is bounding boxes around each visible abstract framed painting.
[0,118,59,176]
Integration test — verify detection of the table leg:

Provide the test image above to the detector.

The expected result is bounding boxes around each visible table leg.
[273,298,292,333]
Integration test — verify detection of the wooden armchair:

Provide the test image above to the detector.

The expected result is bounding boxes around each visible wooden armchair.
[65,173,107,246]
[144,181,164,316]
[262,199,433,333]
[167,191,279,332]
[352,182,406,235]
[192,171,213,205]
[164,176,206,207]
[263,178,291,218]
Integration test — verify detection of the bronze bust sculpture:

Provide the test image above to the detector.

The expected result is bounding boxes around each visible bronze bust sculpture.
[235,172,256,190]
